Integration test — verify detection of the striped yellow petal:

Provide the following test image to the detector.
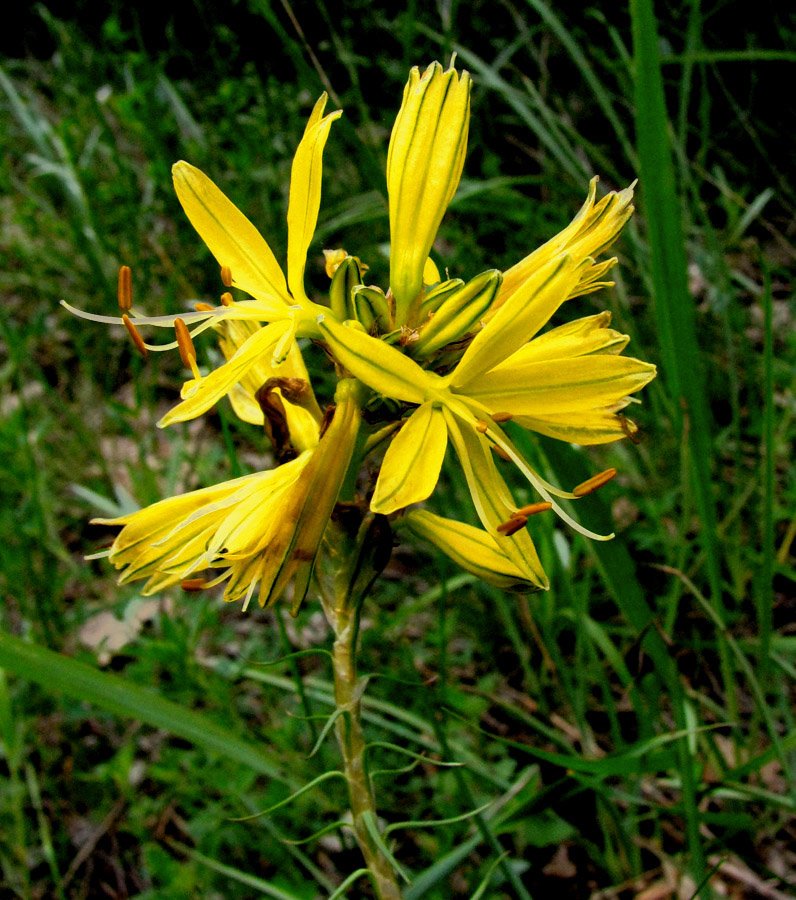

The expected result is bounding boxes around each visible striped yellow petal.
[461,355,657,416]
[371,402,448,514]
[172,161,290,306]
[403,510,541,592]
[286,95,342,302]
[388,62,471,324]
[317,315,440,405]
[494,178,634,311]
[514,406,637,446]
[499,312,629,366]
[442,407,548,590]
[158,320,291,427]
[450,254,588,388]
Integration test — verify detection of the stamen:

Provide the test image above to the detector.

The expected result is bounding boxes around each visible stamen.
[220,292,233,307]
[475,419,489,434]
[497,515,528,536]
[491,444,511,461]
[220,265,233,287]
[181,578,207,592]
[490,411,513,423]
[122,314,147,358]
[515,501,553,516]
[619,414,641,445]
[573,468,617,497]
[195,302,214,312]
[117,265,132,311]
[174,317,200,378]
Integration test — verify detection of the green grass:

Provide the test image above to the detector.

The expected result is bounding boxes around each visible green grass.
[1,2,795,897]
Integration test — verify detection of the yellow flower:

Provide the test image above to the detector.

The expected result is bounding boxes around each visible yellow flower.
[93,380,361,612]
[64,94,342,427]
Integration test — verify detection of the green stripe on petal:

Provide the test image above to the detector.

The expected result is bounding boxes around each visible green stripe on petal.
[317,315,440,405]
[450,254,587,388]
[460,355,657,417]
[403,509,541,592]
[388,63,471,325]
[442,407,548,590]
[172,161,290,305]
[287,98,342,303]
[371,402,448,514]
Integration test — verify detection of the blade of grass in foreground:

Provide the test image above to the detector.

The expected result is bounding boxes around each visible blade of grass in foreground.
[630,0,719,889]
[0,632,294,786]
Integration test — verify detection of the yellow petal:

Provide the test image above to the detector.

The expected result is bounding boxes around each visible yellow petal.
[158,320,291,427]
[286,97,342,302]
[423,257,441,285]
[172,161,290,306]
[514,407,636,445]
[403,510,541,592]
[442,407,548,590]
[258,378,361,612]
[495,178,634,310]
[461,355,657,416]
[388,63,471,324]
[317,315,440,405]
[371,402,448,514]
[499,312,629,366]
[451,254,587,388]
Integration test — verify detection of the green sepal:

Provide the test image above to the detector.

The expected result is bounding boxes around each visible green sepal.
[353,285,392,334]
[329,255,362,321]
[412,269,502,357]
[418,278,465,319]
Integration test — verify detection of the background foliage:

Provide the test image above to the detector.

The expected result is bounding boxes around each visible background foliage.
[1,1,794,897]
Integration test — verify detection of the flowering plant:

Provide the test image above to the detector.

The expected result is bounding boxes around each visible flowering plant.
[73,61,655,897]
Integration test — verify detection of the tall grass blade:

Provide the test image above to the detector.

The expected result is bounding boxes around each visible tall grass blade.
[0,632,293,785]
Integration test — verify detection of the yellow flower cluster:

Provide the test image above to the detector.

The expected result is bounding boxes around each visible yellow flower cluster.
[75,61,655,607]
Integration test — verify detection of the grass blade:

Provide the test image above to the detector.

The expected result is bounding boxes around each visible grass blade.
[0,632,293,785]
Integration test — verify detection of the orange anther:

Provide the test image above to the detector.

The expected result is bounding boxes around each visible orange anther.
[475,419,489,434]
[490,411,513,423]
[220,265,233,287]
[515,501,553,517]
[619,414,640,445]
[573,468,617,497]
[491,444,511,462]
[497,515,528,537]
[122,314,147,358]
[180,578,206,592]
[117,265,132,311]
[220,291,233,307]
[194,302,214,312]
[174,318,197,370]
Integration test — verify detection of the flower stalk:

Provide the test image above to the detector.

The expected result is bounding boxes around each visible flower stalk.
[320,514,402,900]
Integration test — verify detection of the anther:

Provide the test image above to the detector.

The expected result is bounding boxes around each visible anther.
[174,318,200,378]
[497,515,528,537]
[619,414,641,445]
[122,314,147,358]
[515,501,553,516]
[573,468,617,497]
[220,291,233,307]
[195,302,214,312]
[475,419,489,434]
[491,411,513,423]
[181,578,206,592]
[220,265,233,287]
[491,444,511,462]
[117,265,132,312]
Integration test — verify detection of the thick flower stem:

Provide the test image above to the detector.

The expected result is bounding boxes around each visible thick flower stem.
[327,597,402,900]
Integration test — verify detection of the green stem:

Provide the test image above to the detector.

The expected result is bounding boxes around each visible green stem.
[322,585,402,900]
